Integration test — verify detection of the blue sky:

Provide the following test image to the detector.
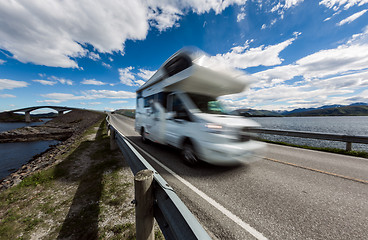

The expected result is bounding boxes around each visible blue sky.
[1,0,368,113]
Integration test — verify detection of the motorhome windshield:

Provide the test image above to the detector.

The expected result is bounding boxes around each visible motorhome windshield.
[187,93,228,115]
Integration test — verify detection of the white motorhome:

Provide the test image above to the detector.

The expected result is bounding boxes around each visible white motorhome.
[135,48,265,166]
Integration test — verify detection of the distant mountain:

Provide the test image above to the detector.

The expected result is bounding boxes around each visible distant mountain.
[236,102,368,117]
[286,105,368,117]
[234,109,283,117]
[348,102,368,106]
[285,104,344,115]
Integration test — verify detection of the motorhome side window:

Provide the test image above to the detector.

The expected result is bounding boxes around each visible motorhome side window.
[164,54,192,77]
[143,93,169,109]
[171,95,190,120]
[157,92,169,110]
[144,95,154,108]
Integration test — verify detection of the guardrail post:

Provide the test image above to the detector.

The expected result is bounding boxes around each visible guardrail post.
[134,169,154,240]
[346,142,352,151]
[110,128,117,151]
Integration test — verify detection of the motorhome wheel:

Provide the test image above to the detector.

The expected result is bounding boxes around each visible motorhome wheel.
[141,128,149,143]
[182,142,199,166]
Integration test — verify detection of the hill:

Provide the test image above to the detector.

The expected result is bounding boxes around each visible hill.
[235,102,368,117]
[113,109,135,118]
[234,109,283,117]
[31,112,58,118]
[0,112,29,122]
[287,105,368,117]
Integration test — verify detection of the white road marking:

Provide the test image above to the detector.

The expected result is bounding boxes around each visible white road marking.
[128,138,268,240]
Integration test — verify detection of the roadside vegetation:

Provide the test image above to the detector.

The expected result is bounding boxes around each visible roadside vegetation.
[113,109,136,119]
[260,139,368,159]
[0,118,163,239]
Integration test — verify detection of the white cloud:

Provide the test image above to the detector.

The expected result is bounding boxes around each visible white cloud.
[88,52,101,61]
[284,0,304,8]
[270,18,277,26]
[49,76,73,85]
[208,35,299,69]
[84,102,102,105]
[84,90,136,99]
[119,67,152,86]
[0,0,247,68]
[110,100,128,104]
[296,45,368,79]
[37,99,63,104]
[102,62,112,68]
[148,0,249,31]
[104,107,116,111]
[81,79,107,85]
[337,9,368,26]
[33,79,58,86]
[0,94,16,98]
[40,89,135,103]
[252,27,368,86]
[41,93,85,101]
[0,59,5,64]
[270,0,304,18]
[320,0,368,10]
[135,80,146,86]
[119,66,136,86]
[324,9,342,22]
[137,69,155,80]
[237,12,246,22]
[0,79,28,90]
[221,26,368,110]
[0,0,148,68]
[222,83,354,110]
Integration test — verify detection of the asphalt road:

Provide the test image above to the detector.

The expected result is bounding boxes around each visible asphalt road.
[110,114,368,240]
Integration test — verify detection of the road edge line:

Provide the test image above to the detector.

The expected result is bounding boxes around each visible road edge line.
[127,139,268,240]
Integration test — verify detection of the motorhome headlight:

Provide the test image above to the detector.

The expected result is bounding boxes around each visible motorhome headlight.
[204,123,223,133]
[203,124,237,139]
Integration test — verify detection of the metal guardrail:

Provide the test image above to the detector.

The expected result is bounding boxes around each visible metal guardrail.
[106,116,211,240]
[247,128,368,151]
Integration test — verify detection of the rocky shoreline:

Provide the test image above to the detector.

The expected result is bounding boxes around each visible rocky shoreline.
[0,110,105,190]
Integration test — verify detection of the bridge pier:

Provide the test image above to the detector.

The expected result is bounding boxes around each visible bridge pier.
[25,111,31,123]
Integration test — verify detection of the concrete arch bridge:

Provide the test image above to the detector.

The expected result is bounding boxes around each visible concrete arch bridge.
[8,106,78,122]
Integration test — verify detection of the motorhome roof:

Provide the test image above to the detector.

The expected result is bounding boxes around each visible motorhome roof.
[136,48,249,97]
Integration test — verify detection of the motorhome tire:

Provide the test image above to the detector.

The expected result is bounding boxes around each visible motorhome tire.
[182,142,199,166]
[141,128,149,143]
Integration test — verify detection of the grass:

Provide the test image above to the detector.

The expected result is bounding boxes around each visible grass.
[260,138,368,158]
[0,116,164,239]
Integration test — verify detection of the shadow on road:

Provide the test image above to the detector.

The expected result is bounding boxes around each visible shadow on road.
[126,135,250,178]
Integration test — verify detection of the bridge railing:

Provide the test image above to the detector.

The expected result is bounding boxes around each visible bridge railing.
[247,128,368,151]
[106,116,211,240]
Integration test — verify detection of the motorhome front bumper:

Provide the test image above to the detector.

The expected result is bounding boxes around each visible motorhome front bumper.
[197,140,266,166]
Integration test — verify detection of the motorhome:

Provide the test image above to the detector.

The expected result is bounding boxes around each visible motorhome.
[135,48,265,166]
